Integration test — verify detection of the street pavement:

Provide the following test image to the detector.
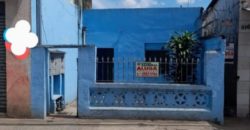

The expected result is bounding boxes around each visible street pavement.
[0,117,249,130]
[0,101,249,130]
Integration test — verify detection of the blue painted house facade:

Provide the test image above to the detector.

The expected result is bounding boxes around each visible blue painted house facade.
[78,8,225,124]
[84,8,204,84]
[84,8,202,60]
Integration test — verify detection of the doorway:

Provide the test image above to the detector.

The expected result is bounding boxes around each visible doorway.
[224,61,237,117]
[47,49,78,118]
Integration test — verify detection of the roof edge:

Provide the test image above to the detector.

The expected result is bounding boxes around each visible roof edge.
[206,0,218,10]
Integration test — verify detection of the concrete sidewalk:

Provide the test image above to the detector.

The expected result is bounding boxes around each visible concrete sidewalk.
[0,117,249,130]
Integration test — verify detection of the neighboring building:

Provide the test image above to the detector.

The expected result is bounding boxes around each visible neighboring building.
[203,0,250,118]
[0,0,32,118]
[0,0,90,118]
[238,0,250,117]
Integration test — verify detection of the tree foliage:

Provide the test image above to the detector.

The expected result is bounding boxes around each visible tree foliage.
[165,31,201,83]
[166,31,200,59]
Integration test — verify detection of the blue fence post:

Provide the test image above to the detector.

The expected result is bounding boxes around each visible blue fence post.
[31,47,48,119]
[203,38,225,124]
[78,46,96,117]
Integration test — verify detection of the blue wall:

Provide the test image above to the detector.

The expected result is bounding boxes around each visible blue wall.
[83,8,203,83]
[40,0,79,104]
[59,48,78,103]
[31,47,48,118]
[40,0,79,45]
[31,0,80,118]
[84,8,202,51]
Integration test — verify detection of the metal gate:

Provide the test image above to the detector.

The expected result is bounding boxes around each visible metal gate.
[0,2,6,113]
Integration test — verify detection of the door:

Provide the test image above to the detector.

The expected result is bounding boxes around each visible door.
[0,2,6,113]
[224,61,237,117]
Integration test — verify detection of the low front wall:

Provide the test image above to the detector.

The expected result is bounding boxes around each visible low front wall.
[78,82,220,123]
[80,83,214,121]
[78,40,225,124]
[90,83,212,109]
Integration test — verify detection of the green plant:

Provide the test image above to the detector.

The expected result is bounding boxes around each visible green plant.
[165,31,201,83]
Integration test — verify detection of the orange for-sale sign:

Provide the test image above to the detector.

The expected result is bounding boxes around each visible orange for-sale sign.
[136,62,159,77]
